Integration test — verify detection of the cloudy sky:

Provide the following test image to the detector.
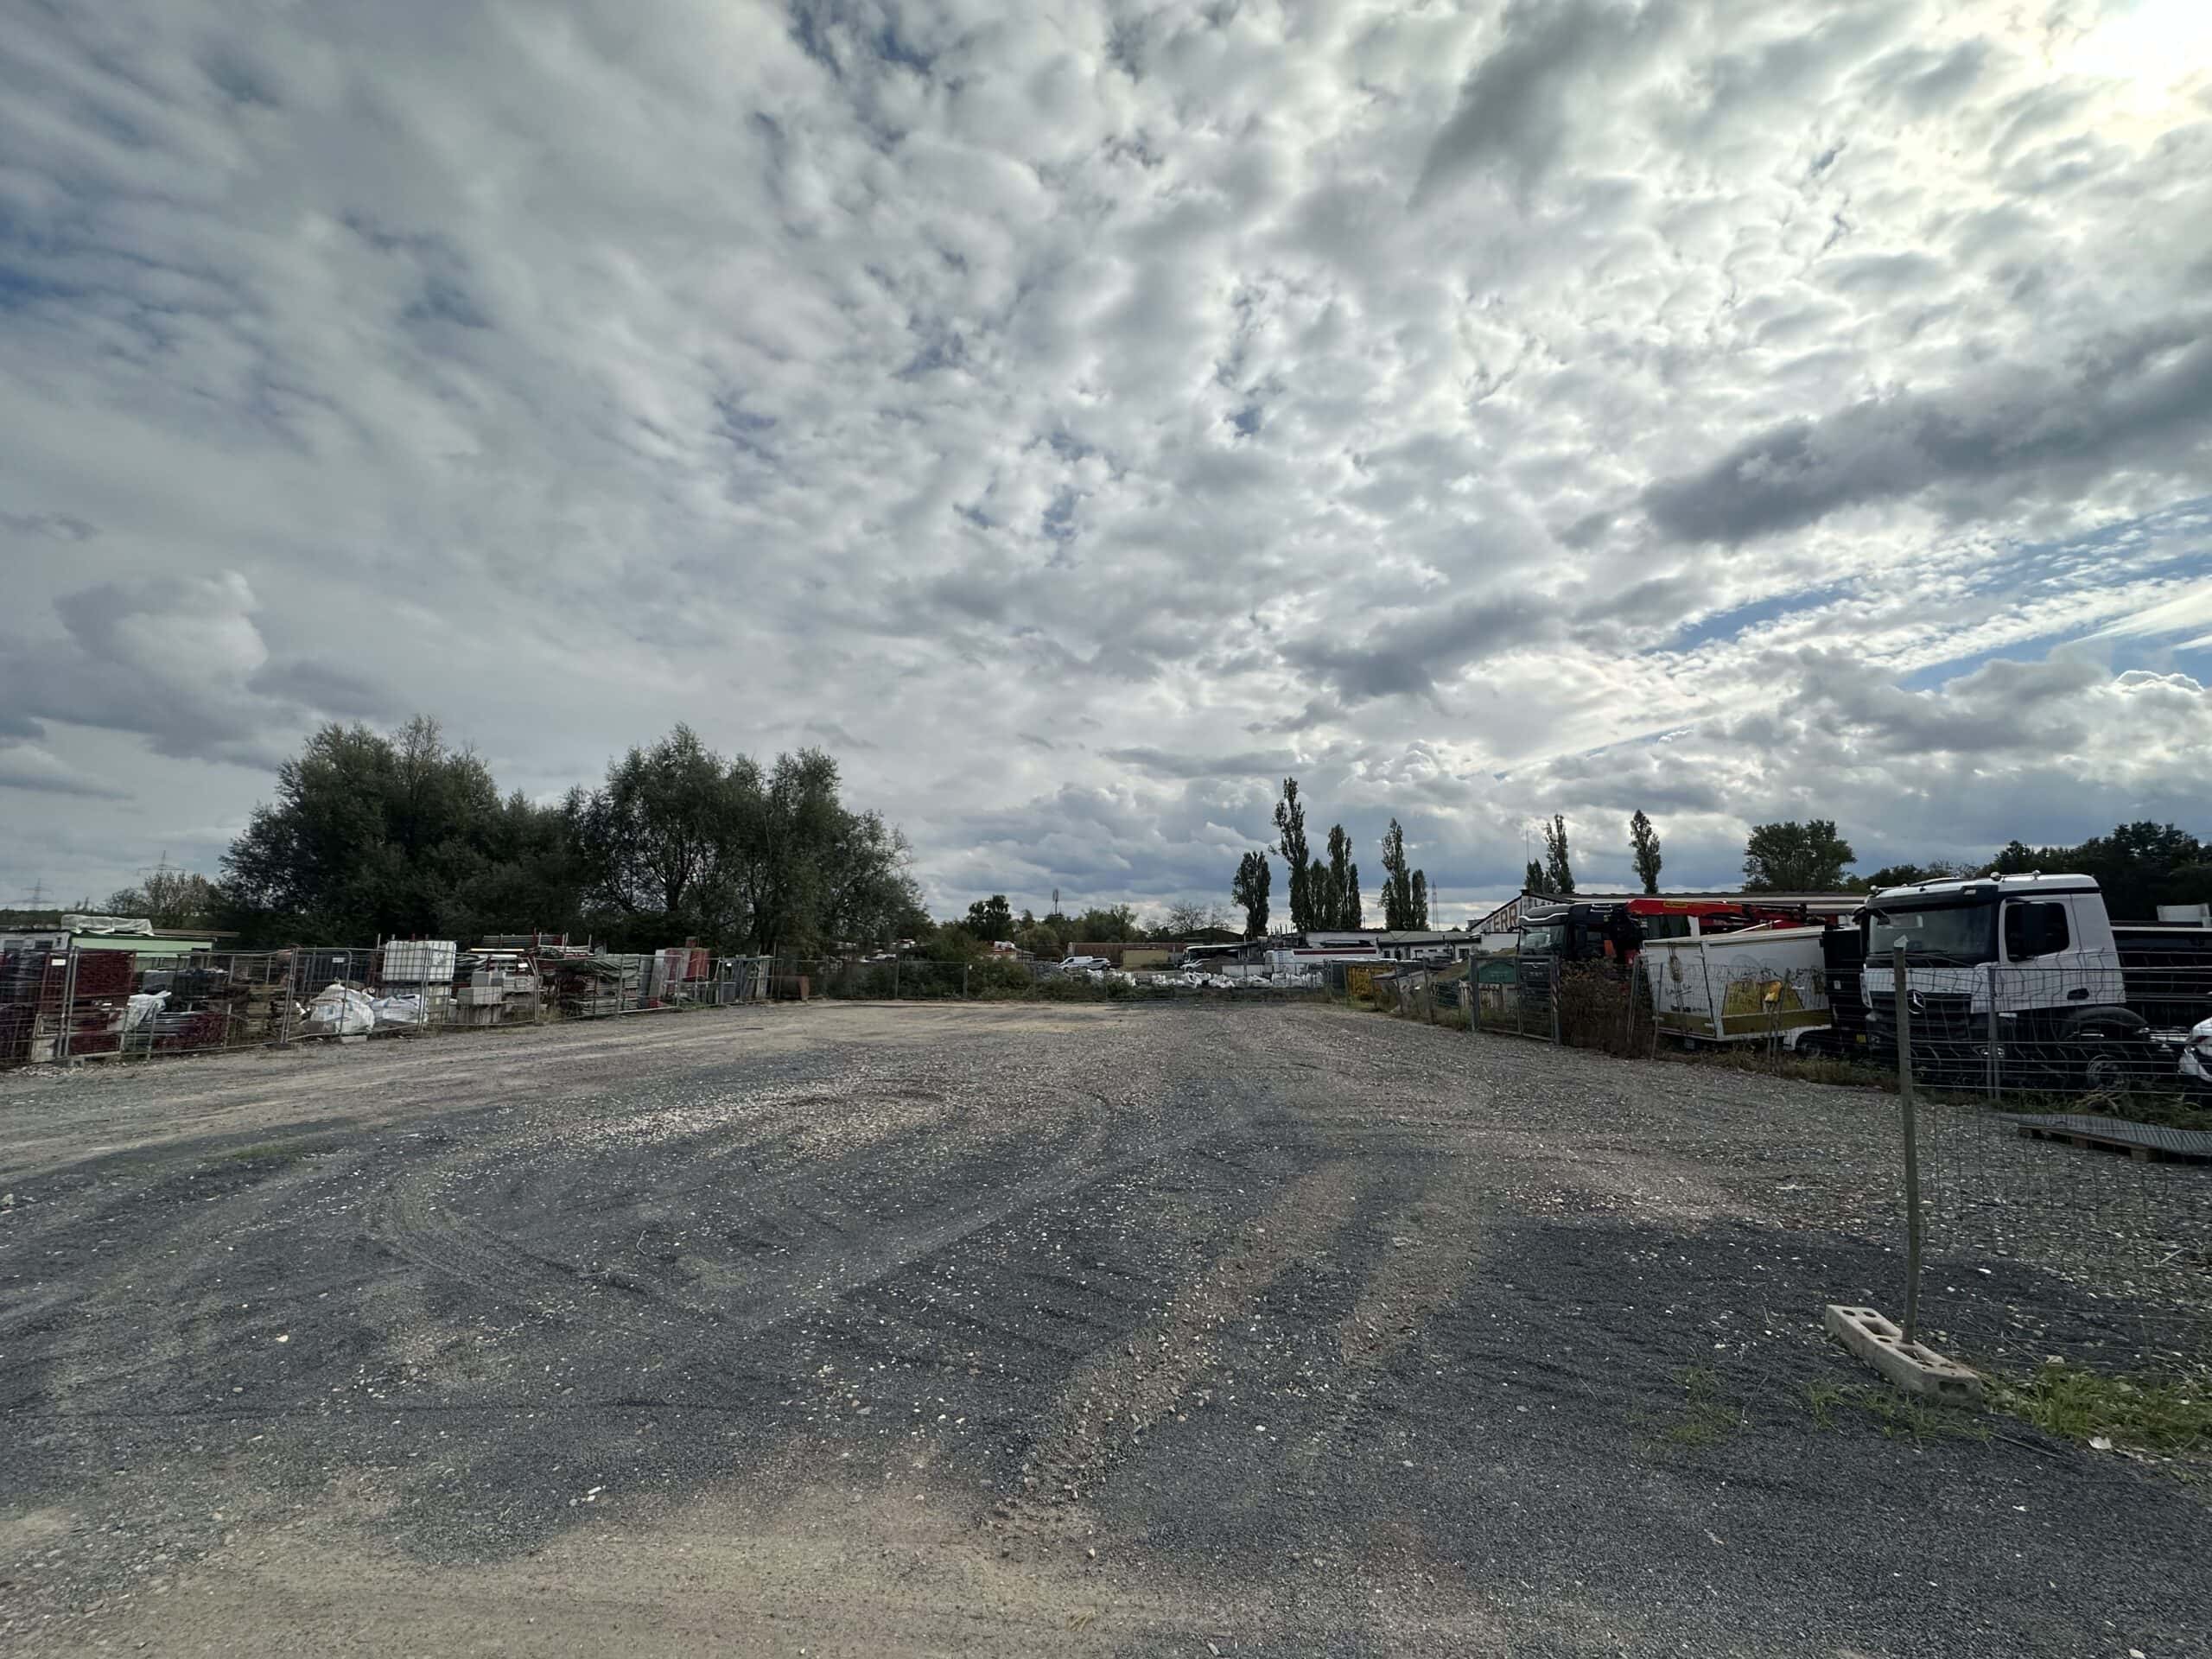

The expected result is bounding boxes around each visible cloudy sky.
[3,0,2209,925]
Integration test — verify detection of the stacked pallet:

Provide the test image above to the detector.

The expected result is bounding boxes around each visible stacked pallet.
[73,950,137,997]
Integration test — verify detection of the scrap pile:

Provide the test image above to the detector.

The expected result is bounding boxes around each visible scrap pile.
[61,950,135,1056]
[0,936,67,1065]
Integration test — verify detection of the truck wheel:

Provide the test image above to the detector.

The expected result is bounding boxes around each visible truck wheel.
[2079,1042,2129,1093]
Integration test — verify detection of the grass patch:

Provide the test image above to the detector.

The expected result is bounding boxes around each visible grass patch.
[214,1142,318,1166]
[1666,1367,1740,1446]
[1800,1379,1990,1442]
[1992,1362,2212,1456]
[1633,1365,1744,1452]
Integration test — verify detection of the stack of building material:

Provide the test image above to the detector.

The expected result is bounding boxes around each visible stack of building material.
[73,950,137,997]
[62,950,137,1057]
[652,948,693,1003]
[548,954,632,1018]
[0,938,68,1063]
[157,1010,230,1052]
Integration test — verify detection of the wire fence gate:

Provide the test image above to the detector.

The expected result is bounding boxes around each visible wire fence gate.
[1445,945,2212,1377]
[1873,947,2212,1377]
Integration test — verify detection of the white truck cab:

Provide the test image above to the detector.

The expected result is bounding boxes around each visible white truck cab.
[1861,873,2143,1085]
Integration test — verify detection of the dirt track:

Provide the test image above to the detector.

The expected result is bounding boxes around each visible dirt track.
[3,1002,2205,1657]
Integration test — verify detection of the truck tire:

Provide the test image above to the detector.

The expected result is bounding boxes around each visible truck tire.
[2078,1041,2130,1093]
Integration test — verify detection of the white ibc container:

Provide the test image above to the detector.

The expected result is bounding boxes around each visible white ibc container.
[383,940,458,982]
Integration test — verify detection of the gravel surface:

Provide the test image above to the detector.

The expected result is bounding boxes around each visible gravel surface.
[3,1001,2206,1657]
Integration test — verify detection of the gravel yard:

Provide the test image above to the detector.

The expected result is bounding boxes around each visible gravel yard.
[3,1001,2207,1657]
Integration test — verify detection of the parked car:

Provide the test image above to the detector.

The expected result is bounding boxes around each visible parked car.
[1059,955,1111,973]
[2182,1016,2212,1102]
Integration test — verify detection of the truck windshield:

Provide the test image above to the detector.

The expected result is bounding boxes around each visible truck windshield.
[1865,900,1995,965]
[1520,925,1565,954]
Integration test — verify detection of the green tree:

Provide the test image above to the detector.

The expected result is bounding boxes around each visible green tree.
[1380,818,1415,929]
[1324,824,1363,928]
[1741,819,1856,892]
[1072,904,1140,942]
[1232,850,1272,939]
[1274,778,1312,931]
[816,808,920,950]
[1523,858,1545,893]
[929,922,987,961]
[103,858,219,929]
[569,724,748,944]
[222,719,912,954]
[1410,870,1429,929]
[1987,823,2212,918]
[222,716,577,945]
[964,894,1015,940]
[1541,814,1576,895]
[1859,860,1976,892]
[1628,810,1662,895]
[720,747,915,957]
[1160,899,1230,938]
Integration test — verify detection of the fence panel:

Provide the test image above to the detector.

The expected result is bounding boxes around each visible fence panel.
[1504,954,1560,1040]
[1869,950,2212,1376]
[0,939,790,1067]
[3,944,305,1062]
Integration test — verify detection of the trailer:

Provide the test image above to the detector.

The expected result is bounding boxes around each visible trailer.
[1518,896,1840,969]
[1640,924,1834,1046]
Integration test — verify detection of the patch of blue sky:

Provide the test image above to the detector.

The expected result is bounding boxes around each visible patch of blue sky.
[1897,503,2212,685]
[1668,586,1850,651]
[1662,499,2212,689]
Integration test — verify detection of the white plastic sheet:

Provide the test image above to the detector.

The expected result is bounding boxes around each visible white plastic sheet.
[124,990,169,1032]
[305,982,376,1036]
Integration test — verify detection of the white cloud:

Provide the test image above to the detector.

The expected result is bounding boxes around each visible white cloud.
[0,0,2208,918]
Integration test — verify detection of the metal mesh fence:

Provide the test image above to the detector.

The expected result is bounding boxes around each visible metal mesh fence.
[1874,954,2212,1374]
[0,938,779,1066]
[1909,1082,2212,1374]
[1466,954,1565,1042]
[1461,947,2212,1376]
[796,957,1327,1001]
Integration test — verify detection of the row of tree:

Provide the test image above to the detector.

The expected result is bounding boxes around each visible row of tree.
[201,718,924,951]
[71,733,2212,954]
[1510,813,2212,918]
[945,896,1231,960]
[1517,810,1665,897]
[851,819,2212,959]
[1525,812,1847,894]
[1227,779,1430,939]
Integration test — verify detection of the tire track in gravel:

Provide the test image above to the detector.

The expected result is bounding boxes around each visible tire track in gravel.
[355,1083,1217,1358]
[988,1158,1368,1552]
[1282,1179,1489,1481]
